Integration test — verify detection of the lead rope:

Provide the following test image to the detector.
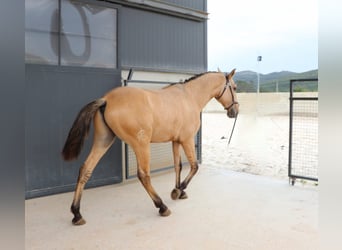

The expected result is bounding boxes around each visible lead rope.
[226,83,238,147]
[227,113,238,146]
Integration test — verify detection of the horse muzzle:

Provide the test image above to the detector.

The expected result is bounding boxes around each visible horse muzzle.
[226,102,239,118]
[227,107,238,118]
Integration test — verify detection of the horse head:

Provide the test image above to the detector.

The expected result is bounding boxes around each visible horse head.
[216,69,239,118]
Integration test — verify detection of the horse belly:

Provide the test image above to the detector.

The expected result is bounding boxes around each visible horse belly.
[150,112,198,143]
[150,127,178,142]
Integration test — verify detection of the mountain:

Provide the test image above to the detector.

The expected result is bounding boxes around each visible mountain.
[234,69,318,92]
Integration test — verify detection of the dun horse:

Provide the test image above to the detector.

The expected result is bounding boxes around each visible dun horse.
[62,69,239,225]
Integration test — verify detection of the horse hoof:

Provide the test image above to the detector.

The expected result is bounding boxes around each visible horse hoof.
[171,188,181,200]
[159,208,171,217]
[72,217,86,226]
[179,191,188,199]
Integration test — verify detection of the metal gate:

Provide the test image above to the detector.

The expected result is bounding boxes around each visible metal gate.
[288,78,318,185]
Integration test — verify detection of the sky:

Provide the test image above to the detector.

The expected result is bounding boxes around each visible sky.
[207,0,318,74]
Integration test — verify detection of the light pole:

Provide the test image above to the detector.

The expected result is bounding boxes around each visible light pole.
[257,55,262,93]
[256,56,262,115]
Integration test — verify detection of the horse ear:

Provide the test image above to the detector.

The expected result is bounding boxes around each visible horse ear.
[227,68,236,79]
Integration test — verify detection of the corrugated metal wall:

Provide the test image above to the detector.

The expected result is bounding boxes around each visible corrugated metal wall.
[161,0,206,11]
[120,6,207,73]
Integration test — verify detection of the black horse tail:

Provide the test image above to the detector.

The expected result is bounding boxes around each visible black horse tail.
[62,99,106,161]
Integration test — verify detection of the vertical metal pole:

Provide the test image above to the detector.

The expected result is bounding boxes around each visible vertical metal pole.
[127,68,133,81]
[288,80,294,181]
[124,68,133,86]
[58,0,61,65]
[256,56,262,93]
[124,68,133,179]
[257,71,260,94]
[256,56,262,114]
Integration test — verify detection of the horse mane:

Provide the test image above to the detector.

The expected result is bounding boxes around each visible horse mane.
[163,71,217,89]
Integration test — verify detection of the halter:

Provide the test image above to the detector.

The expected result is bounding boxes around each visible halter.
[216,75,239,111]
[215,74,239,146]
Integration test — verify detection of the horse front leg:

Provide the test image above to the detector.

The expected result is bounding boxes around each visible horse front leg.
[170,141,188,200]
[177,139,199,199]
[134,144,171,216]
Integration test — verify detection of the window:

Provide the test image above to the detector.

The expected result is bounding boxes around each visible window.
[25,0,59,65]
[60,0,117,68]
[25,0,117,69]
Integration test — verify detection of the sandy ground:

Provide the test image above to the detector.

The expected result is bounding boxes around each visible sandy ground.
[202,113,290,179]
[26,168,318,250]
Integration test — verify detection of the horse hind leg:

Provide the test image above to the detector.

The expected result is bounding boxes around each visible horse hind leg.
[134,144,171,217]
[71,111,115,225]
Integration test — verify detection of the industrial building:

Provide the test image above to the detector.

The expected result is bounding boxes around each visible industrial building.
[25,0,208,198]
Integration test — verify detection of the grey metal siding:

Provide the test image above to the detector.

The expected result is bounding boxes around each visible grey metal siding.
[25,65,123,198]
[161,0,206,11]
[120,7,207,73]
[106,0,207,21]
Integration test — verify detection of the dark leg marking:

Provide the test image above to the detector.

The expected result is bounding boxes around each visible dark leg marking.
[137,169,171,216]
[71,204,86,225]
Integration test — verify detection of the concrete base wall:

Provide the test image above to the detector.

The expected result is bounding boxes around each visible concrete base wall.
[204,92,318,116]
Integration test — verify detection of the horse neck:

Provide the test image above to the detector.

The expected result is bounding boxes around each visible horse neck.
[185,73,224,111]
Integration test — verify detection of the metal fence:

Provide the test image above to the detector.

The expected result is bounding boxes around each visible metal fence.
[288,79,318,185]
